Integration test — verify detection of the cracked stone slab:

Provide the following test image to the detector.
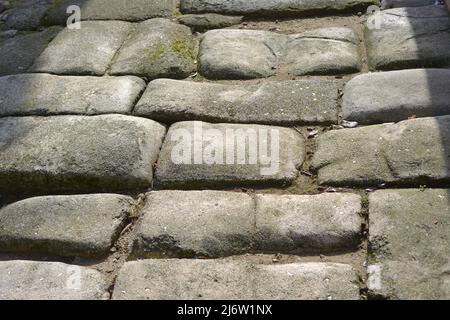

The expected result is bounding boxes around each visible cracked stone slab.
[199,28,360,79]
[366,6,450,70]
[0,73,145,116]
[177,14,243,32]
[0,194,133,257]
[31,21,132,76]
[132,191,361,257]
[0,115,166,194]
[110,18,196,79]
[44,0,177,25]
[132,190,255,258]
[155,121,305,188]
[343,69,450,124]
[368,189,450,299]
[0,260,109,300]
[311,115,450,187]
[113,260,360,300]
[134,79,339,125]
[0,27,61,76]
[181,0,377,16]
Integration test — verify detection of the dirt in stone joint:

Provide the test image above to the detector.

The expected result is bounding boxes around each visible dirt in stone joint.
[0,11,379,299]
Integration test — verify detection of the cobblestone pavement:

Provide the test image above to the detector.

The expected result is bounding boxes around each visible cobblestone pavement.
[0,0,449,300]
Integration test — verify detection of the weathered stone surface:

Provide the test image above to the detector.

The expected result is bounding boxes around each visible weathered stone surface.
[366,6,450,70]
[110,18,196,79]
[0,27,61,76]
[44,0,177,25]
[0,194,133,257]
[133,191,254,257]
[368,189,450,299]
[0,260,109,300]
[343,69,450,124]
[134,79,339,125]
[199,29,285,79]
[381,0,437,9]
[200,28,360,79]
[155,121,305,188]
[181,0,377,16]
[31,21,132,75]
[0,73,145,116]
[178,13,243,31]
[113,260,360,300]
[254,193,361,251]
[133,191,361,258]
[311,116,450,186]
[1,0,49,30]
[283,27,360,76]
[0,115,166,194]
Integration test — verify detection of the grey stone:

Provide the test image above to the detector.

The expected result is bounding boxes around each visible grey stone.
[31,21,132,76]
[181,0,377,16]
[113,259,360,300]
[177,14,243,31]
[311,116,450,186]
[0,27,61,76]
[199,29,285,79]
[110,18,196,79]
[0,115,166,194]
[44,0,177,25]
[368,189,450,299]
[283,27,360,76]
[0,73,146,116]
[381,0,437,9]
[254,193,362,252]
[199,28,360,79]
[366,6,450,70]
[0,260,109,300]
[1,0,49,30]
[132,190,254,258]
[155,121,305,188]
[343,69,450,124]
[0,194,133,257]
[134,79,339,125]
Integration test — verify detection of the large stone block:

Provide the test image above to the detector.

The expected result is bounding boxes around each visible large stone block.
[0,115,166,194]
[134,79,339,125]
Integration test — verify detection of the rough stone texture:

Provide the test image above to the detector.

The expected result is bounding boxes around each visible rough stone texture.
[368,189,450,299]
[381,0,437,9]
[181,0,377,16]
[113,260,360,300]
[0,27,61,76]
[283,27,360,76]
[0,115,166,194]
[0,194,133,257]
[0,260,109,300]
[134,79,339,125]
[342,69,450,124]
[133,191,254,257]
[0,73,146,116]
[311,116,450,186]
[110,18,196,79]
[178,13,243,32]
[200,28,360,79]
[1,0,50,30]
[254,193,362,252]
[366,6,450,70]
[155,121,305,188]
[133,191,361,258]
[31,21,132,76]
[44,0,177,25]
